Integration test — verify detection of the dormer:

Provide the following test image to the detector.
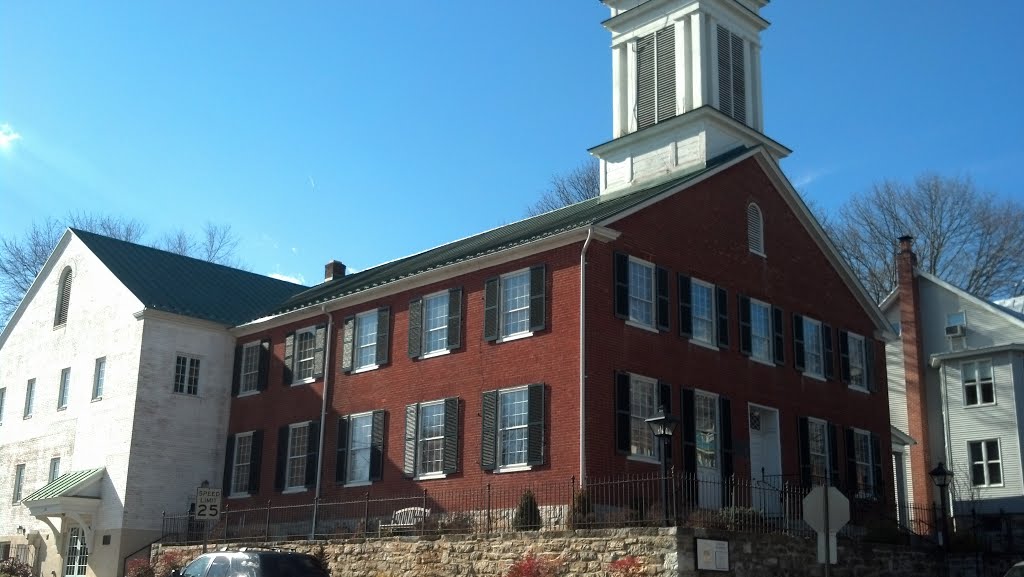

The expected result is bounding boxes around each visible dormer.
[591,0,790,195]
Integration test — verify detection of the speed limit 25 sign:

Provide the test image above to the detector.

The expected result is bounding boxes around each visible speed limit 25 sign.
[195,487,222,519]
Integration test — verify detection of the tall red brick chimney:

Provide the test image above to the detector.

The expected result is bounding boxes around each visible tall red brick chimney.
[897,236,934,508]
[325,260,346,282]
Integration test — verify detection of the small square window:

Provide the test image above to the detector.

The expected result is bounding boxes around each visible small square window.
[969,439,1002,487]
[963,360,995,406]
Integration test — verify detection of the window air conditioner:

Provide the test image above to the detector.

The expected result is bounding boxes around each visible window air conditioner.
[945,324,966,337]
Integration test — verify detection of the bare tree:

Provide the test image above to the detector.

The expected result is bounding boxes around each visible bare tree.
[527,158,600,216]
[199,222,241,266]
[826,173,1024,302]
[157,229,197,257]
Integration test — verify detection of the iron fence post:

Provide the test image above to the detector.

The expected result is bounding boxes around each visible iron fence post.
[486,484,492,536]
[264,500,272,541]
[223,503,229,541]
[363,492,370,535]
[421,489,428,535]
[310,496,319,541]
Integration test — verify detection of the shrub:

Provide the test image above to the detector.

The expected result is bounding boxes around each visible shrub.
[0,557,33,577]
[567,490,594,529]
[153,549,190,577]
[126,557,156,577]
[608,555,646,576]
[512,490,542,531]
[506,552,562,577]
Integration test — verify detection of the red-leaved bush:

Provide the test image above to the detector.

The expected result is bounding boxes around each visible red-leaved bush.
[608,555,646,575]
[505,552,563,577]
[125,557,155,577]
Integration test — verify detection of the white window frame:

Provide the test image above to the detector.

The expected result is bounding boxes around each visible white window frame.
[285,422,310,491]
[803,317,824,379]
[293,326,317,381]
[690,279,716,345]
[174,354,200,395]
[962,359,995,407]
[64,526,88,576]
[969,439,1003,487]
[422,292,449,356]
[346,412,374,485]
[239,342,261,394]
[24,379,35,418]
[750,299,772,363]
[498,387,530,470]
[808,418,829,485]
[695,391,719,470]
[230,432,254,497]
[847,332,867,390]
[627,257,656,330]
[13,463,25,502]
[92,357,105,401]
[499,269,532,339]
[49,457,61,482]
[628,374,659,462]
[58,367,71,410]
[417,401,446,478]
[852,428,874,497]
[0,386,5,424]
[354,311,379,371]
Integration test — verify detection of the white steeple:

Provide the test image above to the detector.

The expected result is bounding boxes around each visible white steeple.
[590,0,790,195]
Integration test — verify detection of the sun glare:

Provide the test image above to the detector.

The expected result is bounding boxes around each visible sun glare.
[0,123,22,149]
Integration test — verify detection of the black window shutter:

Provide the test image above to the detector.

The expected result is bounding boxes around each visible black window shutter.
[678,274,692,337]
[274,426,288,491]
[223,436,235,494]
[408,298,423,358]
[529,265,546,332]
[447,288,463,350]
[483,277,500,342]
[376,307,390,366]
[615,372,632,454]
[312,324,327,379]
[404,404,418,478]
[738,295,751,355]
[866,340,876,392]
[656,266,670,331]
[658,381,672,415]
[716,287,729,348]
[845,428,857,493]
[341,316,355,373]
[839,330,851,384]
[231,345,242,396]
[481,391,498,471]
[442,397,459,474]
[335,417,349,484]
[870,432,883,497]
[720,397,733,487]
[370,410,386,481]
[527,384,546,466]
[250,430,263,493]
[283,332,295,385]
[614,252,629,319]
[822,324,835,381]
[798,417,810,487]
[772,306,785,365]
[828,423,839,487]
[792,314,805,372]
[681,388,697,504]
[305,421,320,488]
[257,340,270,391]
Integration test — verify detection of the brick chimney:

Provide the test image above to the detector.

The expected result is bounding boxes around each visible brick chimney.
[897,236,934,508]
[324,260,346,282]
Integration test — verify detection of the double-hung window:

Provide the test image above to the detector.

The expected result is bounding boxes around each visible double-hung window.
[409,289,462,358]
[234,340,270,395]
[695,392,718,469]
[0,386,5,424]
[963,360,994,406]
[615,373,670,459]
[49,457,61,482]
[808,418,829,485]
[969,440,1002,487]
[679,276,727,347]
[795,315,837,380]
[225,430,263,496]
[276,421,319,492]
[850,428,875,497]
[403,398,459,478]
[12,463,25,502]
[840,331,869,390]
[341,309,389,373]
[239,343,261,394]
[58,367,71,410]
[740,296,783,364]
[803,319,823,378]
[614,254,668,332]
[481,384,546,471]
[286,424,309,489]
[174,355,200,395]
[24,379,35,418]
[92,357,105,400]
[284,325,328,383]
[749,300,772,361]
[629,259,655,328]
[484,266,546,342]
[336,411,384,485]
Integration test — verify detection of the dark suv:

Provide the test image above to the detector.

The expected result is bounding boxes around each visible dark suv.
[170,549,329,577]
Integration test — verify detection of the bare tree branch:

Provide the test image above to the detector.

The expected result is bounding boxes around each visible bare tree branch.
[527,158,600,216]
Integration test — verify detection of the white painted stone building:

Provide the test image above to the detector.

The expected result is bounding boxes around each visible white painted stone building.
[0,229,303,577]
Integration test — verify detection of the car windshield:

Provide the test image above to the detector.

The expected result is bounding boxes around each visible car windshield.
[257,554,328,577]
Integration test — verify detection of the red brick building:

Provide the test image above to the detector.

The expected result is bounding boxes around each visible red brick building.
[221,0,895,516]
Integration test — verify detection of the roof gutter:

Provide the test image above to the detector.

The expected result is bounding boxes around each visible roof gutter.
[579,227,594,486]
[310,305,333,538]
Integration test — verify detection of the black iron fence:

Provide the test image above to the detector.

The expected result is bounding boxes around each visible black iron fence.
[160,470,938,547]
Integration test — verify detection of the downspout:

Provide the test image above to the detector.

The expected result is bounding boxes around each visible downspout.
[311,306,333,538]
[579,227,594,487]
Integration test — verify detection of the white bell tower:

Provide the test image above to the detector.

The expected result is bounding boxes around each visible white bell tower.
[590,0,790,195]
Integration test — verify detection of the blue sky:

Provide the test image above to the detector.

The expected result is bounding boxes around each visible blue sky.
[2,1,1022,286]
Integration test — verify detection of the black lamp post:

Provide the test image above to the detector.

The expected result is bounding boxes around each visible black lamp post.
[646,410,680,525]
[929,462,953,550]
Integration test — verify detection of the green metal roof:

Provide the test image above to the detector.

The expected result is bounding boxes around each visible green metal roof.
[275,147,750,315]
[73,229,308,326]
[23,467,105,502]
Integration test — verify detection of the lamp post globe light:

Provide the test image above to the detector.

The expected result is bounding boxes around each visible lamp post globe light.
[646,410,680,525]
[929,462,953,550]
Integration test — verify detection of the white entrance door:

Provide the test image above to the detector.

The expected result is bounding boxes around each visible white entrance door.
[748,405,782,516]
[695,392,721,509]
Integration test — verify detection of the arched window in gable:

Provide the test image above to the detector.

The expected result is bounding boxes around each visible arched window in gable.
[747,203,765,256]
[54,266,73,326]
